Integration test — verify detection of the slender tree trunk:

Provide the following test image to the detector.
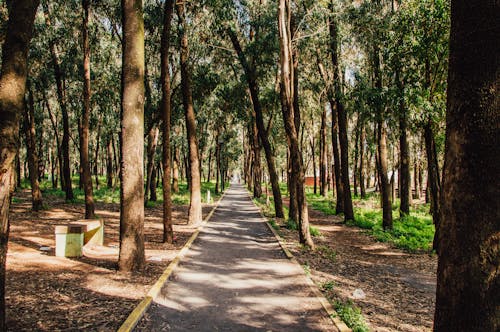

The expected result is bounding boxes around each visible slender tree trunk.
[42,0,73,201]
[328,8,353,221]
[250,118,262,197]
[106,136,113,188]
[160,0,174,243]
[145,126,158,202]
[227,29,284,218]
[207,147,212,183]
[177,2,202,224]
[311,138,317,195]
[353,119,360,197]
[94,117,101,190]
[320,106,327,196]
[330,100,343,214]
[373,42,392,229]
[278,0,314,249]
[81,0,95,218]
[44,94,64,190]
[24,84,43,211]
[118,0,145,272]
[0,0,38,327]
[435,1,499,329]
[359,125,366,198]
[172,144,179,193]
[397,69,410,215]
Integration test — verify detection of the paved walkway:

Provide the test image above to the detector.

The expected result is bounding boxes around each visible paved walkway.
[137,184,337,331]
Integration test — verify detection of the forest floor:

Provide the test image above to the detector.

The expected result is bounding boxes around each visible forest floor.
[6,189,214,331]
[276,198,437,332]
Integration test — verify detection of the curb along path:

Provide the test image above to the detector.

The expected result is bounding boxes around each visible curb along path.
[135,184,340,331]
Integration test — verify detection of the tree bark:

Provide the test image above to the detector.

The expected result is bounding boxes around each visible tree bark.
[227,28,284,218]
[0,0,38,328]
[160,0,174,243]
[278,0,314,249]
[42,0,73,201]
[81,0,95,218]
[359,125,366,198]
[145,126,158,203]
[24,83,43,211]
[320,106,327,196]
[328,8,354,221]
[106,136,113,188]
[396,66,410,216]
[310,137,317,195]
[434,1,499,330]
[177,2,202,224]
[118,0,145,272]
[172,144,179,193]
[250,115,262,198]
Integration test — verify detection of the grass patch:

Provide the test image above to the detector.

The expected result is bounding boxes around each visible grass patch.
[320,280,336,291]
[309,226,321,237]
[334,300,369,332]
[305,188,336,215]
[268,219,280,231]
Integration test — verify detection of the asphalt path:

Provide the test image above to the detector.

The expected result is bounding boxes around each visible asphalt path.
[137,183,337,331]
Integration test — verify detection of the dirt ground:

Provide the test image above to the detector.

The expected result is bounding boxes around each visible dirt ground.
[278,206,437,332]
[6,189,213,332]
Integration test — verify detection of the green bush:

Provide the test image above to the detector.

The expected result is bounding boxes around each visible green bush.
[334,300,369,332]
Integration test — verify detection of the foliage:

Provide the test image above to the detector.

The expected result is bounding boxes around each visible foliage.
[334,300,369,332]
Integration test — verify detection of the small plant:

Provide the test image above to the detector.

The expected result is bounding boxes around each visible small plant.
[268,219,280,231]
[302,263,311,276]
[318,245,337,262]
[309,226,321,237]
[334,300,369,332]
[286,219,298,230]
[320,280,336,291]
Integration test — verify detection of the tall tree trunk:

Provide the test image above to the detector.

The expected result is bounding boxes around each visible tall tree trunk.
[278,0,314,249]
[118,0,145,272]
[435,1,499,330]
[320,106,327,196]
[172,144,179,193]
[353,119,360,197]
[397,68,410,216]
[81,0,95,219]
[227,28,284,218]
[44,93,64,190]
[359,125,366,198]
[94,116,101,190]
[328,7,354,221]
[177,2,202,224]
[0,0,38,328]
[24,83,43,211]
[106,136,113,188]
[42,0,73,201]
[373,43,392,230]
[251,116,262,198]
[145,126,158,202]
[160,0,174,243]
[311,138,317,195]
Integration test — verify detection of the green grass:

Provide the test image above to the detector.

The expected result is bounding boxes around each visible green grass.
[305,188,337,215]
[32,177,225,206]
[320,280,336,291]
[317,245,337,262]
[334,300,370,332]
[350,207,435,252]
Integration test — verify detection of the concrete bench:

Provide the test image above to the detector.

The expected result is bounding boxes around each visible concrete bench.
[55,219,104,257]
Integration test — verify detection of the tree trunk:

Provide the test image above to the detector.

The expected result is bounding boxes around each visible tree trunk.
[106,136,113,188]
[145,126,158,203]
[42,0,73,201]
[172,144,179,193]
[397,69,410,216]
[0,0,38,327]
[81,0,95,219]
[251,116,262,198]
[278,0,314,249]
[328,9,354,221]
[94,117,101,190]
[160,0,174,243]
[435,1,499,330]
[118,0,145,272]
[310,138,317,195]
[24,83,43,211]
[177,2,202,225]
[353,119,360,197]
[320,106,327,196]
[359,125,366,198]
[330,100,343,214]
[44,93,64,190]
[227,28,284,218]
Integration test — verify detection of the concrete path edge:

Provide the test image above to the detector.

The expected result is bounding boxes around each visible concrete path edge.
[117,190,228,332]
[250,191,351,332]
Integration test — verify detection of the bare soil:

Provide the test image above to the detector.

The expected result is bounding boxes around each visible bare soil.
[278,204,437,332]
[6,189,213,331]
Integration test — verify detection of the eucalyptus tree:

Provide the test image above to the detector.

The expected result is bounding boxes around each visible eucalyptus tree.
[0,0,39,327]
[435,1,499,330]
[278,0,314,248]
[176,1,202,224]
[81,0,95,218]
[118,0,146,272]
